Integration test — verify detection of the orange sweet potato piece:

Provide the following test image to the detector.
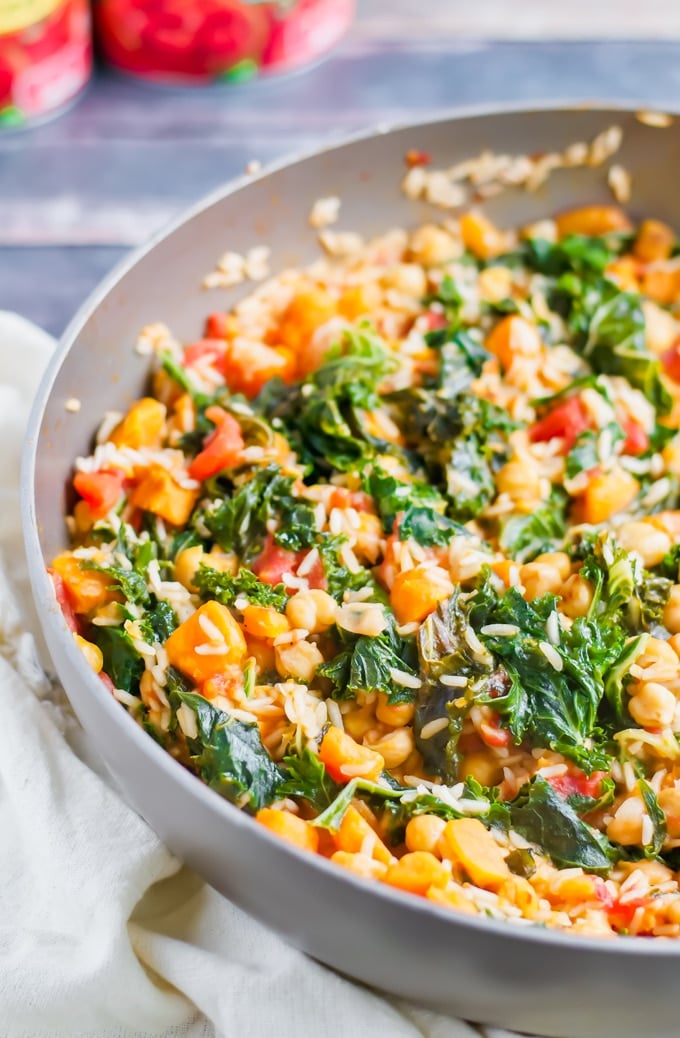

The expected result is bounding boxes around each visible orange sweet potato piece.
[555,205,631,239]
[633,219,675,263]
[256,808,319,853]
[318,726,384,784]
[109,398,167,449]
[52,553,120,615]
[485,315,542,371]
[460,210,506,259]
[390,565,454,626]
[129,464,199,525]
[165,601,247,684]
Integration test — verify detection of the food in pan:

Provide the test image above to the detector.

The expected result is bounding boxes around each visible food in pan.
[52,191,680,938]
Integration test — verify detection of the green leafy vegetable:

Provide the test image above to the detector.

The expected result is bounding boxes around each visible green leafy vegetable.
[178,691,284,811]
[202,464,315,560]
[138,600,178,643]
[318,619,419,705]
[194,564,287,611]
[471,574,624,771]
[94,627,144,693]
[639,779,667,858]
[258,326,398,476]
[278,749,341,812]
[565,423,624,479]
[414,589,498,782]
[510,777,617,874]
[499,491,567,563]
[82,561,150,606]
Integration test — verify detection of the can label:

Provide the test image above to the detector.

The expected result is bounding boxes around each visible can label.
[0,0,61,35]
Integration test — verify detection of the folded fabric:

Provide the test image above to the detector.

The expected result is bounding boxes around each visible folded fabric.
[0,311,518,1038]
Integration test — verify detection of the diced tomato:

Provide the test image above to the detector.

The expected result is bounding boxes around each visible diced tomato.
[73,469,125,518]
[183,338,225,369]
[203,313,230,339]
[99,671,116,694]
[423,310,448,331]
[548,769,605,801]
[609,895,652,930]
[479,712,512,749]
[529,396,591,452]
[621,418,650,456]
[405,149,431,167]
[304,552,328,591]
[593,878,615,910]
[49,569,80,634]
[187,406,244,481]
[252,536,303,588]
[662,341,680,383]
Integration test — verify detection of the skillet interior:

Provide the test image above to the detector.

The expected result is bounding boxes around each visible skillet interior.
[23,106,680,1038]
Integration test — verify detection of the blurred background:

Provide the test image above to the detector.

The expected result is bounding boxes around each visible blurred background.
[2,0,680,336]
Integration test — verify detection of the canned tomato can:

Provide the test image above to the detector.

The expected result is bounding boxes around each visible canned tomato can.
[0,0,92,128]
[94,0,356,85]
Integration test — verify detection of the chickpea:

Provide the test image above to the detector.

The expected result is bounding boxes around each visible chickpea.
[669,634,680,660]
[619,858,674,884]
[73,633,103,673]
[408,224,460,266]
[606,798,644,845]
[636,637,680,675]
[331,851,387,881]
[174,545,205,590]
[364,727,415,769]
[459,751,504,787]
[375,693,415,727]
[382,263,428,297]
[628,681,676,729]
[285,589,337,634]
[520,562,563,602]
[343,703,377,740]
[664,586,680,635]
[533,551,571,581]
[616,521,671,569]
[477,265,513,303]
[274,640,324,683]
[405,814,447,856]
[496,460,543,503]
[658,787,680,838]
[560,574,594,619]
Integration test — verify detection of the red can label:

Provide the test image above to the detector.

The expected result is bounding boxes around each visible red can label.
[0,0,91,126]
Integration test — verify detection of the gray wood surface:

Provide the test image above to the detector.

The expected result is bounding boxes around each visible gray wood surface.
[3,4,680,335]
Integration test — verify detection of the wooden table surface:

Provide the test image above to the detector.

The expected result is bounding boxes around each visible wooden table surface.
[3,1,680,335]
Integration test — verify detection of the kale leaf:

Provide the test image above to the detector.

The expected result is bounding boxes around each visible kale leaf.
[202,464,315,560]
[94,626,144,693]
[178,691,284,811]
[278,749,341,812]
[318,620,419,705]
[499,491,567,564]
[639,779,667,858]
[510,777,617,874]
[194,564,288,611]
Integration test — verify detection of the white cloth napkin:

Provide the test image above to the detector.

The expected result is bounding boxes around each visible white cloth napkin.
[0,311,518,1038]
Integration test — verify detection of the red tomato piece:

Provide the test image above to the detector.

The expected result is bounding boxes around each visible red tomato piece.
[252,535,303,588]
[73,469,125,518]
[662,341,680,383]
[100,671,116,693]
[529,396,590,452]
[187,406,244,481]
[183,338,226,368]
[621,418,650,456]
[547,769,605,801]
[479,713,512,749]
[49,569,80,634]
[423,310,448,331]
[204,313,230,339]
[609,895,652,930]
